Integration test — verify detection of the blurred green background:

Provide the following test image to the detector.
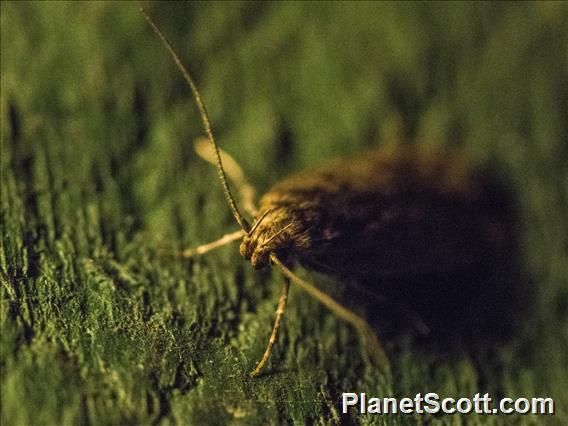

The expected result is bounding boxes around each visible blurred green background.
[1,2,567,424]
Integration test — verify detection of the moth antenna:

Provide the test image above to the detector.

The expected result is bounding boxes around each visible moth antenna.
[250,279,290,378]
[270,254,390,372]
[141,9,251,232]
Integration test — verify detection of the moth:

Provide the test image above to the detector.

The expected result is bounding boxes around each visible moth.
[142,11,512,377]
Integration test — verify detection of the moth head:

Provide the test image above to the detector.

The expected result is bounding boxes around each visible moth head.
[240,209,296,269]
[240,239,270,269]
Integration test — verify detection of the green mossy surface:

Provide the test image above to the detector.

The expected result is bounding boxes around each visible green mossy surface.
[1,2,567,425]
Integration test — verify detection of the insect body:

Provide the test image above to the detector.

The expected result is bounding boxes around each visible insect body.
[142,10,511,378]
[245,148,508,280]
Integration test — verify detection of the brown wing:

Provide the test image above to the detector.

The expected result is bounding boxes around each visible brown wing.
[259,148,514,280]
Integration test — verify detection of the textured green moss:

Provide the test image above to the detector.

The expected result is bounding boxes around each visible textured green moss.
[1,2,566,425]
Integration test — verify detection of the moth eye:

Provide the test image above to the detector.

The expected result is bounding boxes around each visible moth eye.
[251,249,270,270]
[239,239,253,260]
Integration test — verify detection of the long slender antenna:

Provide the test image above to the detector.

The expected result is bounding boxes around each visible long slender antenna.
[141,9,251,232]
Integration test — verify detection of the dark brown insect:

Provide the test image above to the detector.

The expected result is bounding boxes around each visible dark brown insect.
[243,147,507,278]
[142,11,512,378]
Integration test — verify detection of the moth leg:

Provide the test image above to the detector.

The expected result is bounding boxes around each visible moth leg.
[167,137,253,259]
[271,254,390,373]
[160,229,245,258]
[194,137,258,217]
[250,278,290,378]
